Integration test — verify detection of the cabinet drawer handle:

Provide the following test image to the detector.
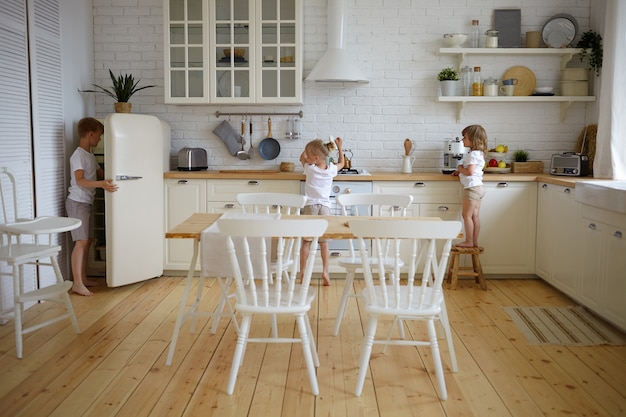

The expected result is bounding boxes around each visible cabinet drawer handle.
[542,184,548,189]
[588,223,596,230]
[413,182,426,187]
[437,205,449,211]
[225,203,235,209]
[177,180,188,184]
[614,231,623,239]
[497,182,509,188]
[248,180,259,186]
[564,188,571,194]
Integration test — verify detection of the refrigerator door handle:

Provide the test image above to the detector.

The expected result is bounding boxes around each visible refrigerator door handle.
[116,175,143,181]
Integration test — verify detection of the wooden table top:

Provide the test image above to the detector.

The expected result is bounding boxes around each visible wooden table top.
[165,213,442,240]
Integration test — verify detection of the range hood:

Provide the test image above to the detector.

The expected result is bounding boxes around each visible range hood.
[305,0,369,83]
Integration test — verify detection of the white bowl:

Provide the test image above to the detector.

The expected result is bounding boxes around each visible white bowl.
[443,33,468,47]
[534,87,554,94]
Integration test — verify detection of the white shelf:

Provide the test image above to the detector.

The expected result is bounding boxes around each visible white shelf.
[439,47,583,69]
[438,95,596,123]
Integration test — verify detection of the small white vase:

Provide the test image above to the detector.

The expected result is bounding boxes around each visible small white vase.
[440,80,458,96]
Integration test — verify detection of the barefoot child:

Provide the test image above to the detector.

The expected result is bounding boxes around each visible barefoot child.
[299,137,345,285]
[452,125,487,248]
[66,117,118,296]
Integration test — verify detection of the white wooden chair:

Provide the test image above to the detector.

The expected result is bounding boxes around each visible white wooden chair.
[0,167,81,358]
[333,193,413,336]
[217,217,328,395]
[349,219,462,399]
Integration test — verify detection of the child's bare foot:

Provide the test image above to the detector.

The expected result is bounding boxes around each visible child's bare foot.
[321,273,331,286]
[85,279,102,287]
[455,241,474,248]
[71,284,93,296]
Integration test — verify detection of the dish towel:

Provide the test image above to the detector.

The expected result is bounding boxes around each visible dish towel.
[213,120,242,156]
[201,212,281,278]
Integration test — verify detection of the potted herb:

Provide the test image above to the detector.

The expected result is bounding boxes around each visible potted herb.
[80,70,155,113]
[511,149,544,173]
[576,30,603,76]
[437,67,459,96]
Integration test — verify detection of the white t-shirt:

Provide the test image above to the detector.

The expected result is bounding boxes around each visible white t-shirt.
[459,150,485,189]
[67,147,100,204]
[302,163,339,207]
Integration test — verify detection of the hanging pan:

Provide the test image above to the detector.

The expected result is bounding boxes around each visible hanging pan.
[258,117,280,160]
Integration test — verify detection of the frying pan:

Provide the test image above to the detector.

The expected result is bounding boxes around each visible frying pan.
[258,117,280,160]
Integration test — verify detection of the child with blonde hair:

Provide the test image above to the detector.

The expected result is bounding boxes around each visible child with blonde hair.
[299,137,345,285]
[452,124,488,248]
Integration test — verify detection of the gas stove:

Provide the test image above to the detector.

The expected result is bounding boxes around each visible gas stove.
[336,168,370,175]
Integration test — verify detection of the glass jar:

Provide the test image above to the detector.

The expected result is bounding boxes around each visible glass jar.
[460,66,473,96]
[472,66,482,96]
[485,29,499,48]
[483,77,498,96]
[470,19,480,48]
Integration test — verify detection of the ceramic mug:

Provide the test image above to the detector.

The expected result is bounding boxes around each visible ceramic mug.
[500,85,515,96]
[503,78,518,86]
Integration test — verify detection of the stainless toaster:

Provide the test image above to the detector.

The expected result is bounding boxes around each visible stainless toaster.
[550,152,589,176]
[177,147,208,171]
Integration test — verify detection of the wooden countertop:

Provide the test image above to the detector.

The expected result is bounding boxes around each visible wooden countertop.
[164,170,603,187]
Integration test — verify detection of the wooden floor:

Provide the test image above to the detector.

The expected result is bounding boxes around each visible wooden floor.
[1,276,625,417]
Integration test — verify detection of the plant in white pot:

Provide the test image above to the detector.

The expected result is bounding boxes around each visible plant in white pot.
[80,70,155,113]
[438,67,459,96]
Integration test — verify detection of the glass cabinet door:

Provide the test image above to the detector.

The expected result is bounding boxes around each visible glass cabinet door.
[258,0,300,103]
[166,0,206,102]
[213,0,252,101]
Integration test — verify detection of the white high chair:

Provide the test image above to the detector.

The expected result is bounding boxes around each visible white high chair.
[0,167,81,358]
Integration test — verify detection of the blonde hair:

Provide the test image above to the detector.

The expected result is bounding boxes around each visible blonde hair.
[462,124,488,153]
[78,117,104,138]
[305,138,336,158]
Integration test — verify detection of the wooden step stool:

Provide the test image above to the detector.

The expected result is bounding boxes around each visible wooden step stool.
[446,246,487,290]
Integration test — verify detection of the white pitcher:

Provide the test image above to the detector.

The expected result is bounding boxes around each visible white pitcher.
[401,155,415,173]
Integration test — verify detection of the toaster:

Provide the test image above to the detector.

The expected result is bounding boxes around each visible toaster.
[177,147,208,171]
[550,152,589,176]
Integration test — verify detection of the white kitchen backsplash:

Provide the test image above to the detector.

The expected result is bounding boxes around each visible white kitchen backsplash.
[92,0,594,172]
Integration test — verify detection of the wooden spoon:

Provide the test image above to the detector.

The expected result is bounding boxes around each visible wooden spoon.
[403,138,412,156]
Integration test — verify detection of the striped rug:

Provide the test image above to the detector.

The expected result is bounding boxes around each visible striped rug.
[503,306,626,346]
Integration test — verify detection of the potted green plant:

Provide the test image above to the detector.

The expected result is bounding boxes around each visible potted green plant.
[437,67,459,96]
[80,70,155,113]
[576,30,603,76]
[511,149,544,173]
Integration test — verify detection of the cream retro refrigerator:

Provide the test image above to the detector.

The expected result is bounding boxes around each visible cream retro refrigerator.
[103,113,170,287]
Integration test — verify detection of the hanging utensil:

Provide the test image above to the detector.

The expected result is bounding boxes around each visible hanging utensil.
[237,118,249,160]
[248,118,254,158]
[258,117,281,160]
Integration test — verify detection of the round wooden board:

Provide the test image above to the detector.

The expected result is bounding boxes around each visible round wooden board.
[502,66,536,96]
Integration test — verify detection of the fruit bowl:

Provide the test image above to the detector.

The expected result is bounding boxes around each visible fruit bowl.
[443,33,468,47]
[487,151,507,161]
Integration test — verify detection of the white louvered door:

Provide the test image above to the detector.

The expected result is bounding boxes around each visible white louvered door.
[0,0,66,313]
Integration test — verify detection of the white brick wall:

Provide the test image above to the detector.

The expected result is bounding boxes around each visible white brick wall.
[91,0,594,172]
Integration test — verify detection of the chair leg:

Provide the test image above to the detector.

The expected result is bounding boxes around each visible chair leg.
[447,252,459,289]
[297,314,319,395]
[355,316,378,396]
[50,256,80,334]
[427,319,448,400]
[304,314,320,367]
[438,299,458,373]
[227,314,252,395]
[210,277,239,334]
[13,267,23,359]
[333,268,356,336]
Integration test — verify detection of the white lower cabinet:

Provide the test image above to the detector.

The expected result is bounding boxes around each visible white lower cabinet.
[535,183,583,295]
[206,179,300,213]
[164,179,207,271]
[479,181,537,274]
[578,205,626,331]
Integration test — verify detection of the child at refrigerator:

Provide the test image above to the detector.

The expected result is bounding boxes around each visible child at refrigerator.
[452,124,487,248]
[65,117,118,296]
[299,137,345,286]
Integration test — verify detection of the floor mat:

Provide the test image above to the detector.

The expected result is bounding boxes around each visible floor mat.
[503,306,626,346]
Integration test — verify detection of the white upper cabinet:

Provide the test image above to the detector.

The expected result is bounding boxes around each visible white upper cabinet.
[164,0,302,104]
